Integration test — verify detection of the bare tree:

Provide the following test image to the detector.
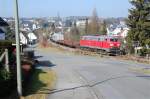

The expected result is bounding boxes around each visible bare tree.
[88,8,100,34]
[85,18,88,34]
[64,22,80,42]
[51,23,55,33]
[34,28,49,47]
[101,20,107,35]
[71,22,80,41]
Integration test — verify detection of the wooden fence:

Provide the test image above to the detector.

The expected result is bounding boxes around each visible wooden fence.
[0,49,9,72]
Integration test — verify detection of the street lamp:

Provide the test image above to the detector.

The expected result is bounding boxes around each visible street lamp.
[14,0,22,97]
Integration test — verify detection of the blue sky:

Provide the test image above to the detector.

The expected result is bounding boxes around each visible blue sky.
[0,0,132,18]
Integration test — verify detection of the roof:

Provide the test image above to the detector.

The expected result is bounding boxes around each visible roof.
[0,29,5,33]
[82,35,119,39]
[0,17,9,26]
[28,32,37,40]
[20,31,29,40]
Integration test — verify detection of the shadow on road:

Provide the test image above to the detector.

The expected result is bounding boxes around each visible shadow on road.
[23,69,47,96]
[23,60,56,97]
[36,85,89,95]
[36,60,56,67]
[34,55,43,59]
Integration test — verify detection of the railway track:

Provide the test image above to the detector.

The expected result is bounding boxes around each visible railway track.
[49,40,120,57]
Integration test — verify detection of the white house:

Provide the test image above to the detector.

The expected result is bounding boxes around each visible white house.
[76,20,86,27]
[119,28,129,38]
[107,26,129,38]
[51,32,64,41]
[32,23,37,30]
[20,32,28,45]
[76,19,90,28]
[28,32,37,44]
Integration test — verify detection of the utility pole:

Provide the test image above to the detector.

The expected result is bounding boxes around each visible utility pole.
[14,0,22,97]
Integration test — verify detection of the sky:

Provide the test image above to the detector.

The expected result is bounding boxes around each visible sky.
[0,0,132,18]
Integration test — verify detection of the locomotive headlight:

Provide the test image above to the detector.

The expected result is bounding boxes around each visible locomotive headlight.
[110,44,114,46]
[117,44,120,46]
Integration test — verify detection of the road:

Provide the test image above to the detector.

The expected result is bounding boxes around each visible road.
[35,47,150,99]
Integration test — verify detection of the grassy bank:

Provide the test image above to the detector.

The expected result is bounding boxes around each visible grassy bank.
[24,69,56,99]
[129,67,150,75]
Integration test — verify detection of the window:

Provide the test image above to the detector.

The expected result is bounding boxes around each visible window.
[99,38,104,41]
[110,38,118,42]
[81,37,86,40]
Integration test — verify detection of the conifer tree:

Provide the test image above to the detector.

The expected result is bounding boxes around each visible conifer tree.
[127,0,150,53]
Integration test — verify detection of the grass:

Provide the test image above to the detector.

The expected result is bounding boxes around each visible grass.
[142,69,150,74]
[24,69,56,99]
[129,67,150,75]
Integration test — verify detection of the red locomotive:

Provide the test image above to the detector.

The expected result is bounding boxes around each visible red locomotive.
[80,35,121,53]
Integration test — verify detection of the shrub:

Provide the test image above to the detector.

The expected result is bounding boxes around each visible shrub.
[0,40,14,47]
[138,48,150,56]
[0,68,14,97]
[0,68,11,81]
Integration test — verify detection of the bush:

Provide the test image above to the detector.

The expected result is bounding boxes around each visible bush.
[0,68,15,97]
[0,69,11,81]
[0,40,14,47]
[138,48,150,56]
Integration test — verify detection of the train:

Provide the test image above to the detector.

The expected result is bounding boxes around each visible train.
[50,32,79,48]
[50,32,122,54]
[80,35,121,53]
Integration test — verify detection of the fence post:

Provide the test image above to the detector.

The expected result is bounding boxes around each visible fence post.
[5,49,9,72]
[0,51,5,62]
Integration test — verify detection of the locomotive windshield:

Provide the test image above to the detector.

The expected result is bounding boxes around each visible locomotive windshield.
[110,38,118,42]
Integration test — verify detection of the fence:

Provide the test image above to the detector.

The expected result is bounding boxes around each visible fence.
[0,49,9,72]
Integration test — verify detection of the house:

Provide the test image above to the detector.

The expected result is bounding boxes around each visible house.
[0,17,9,27]
[76,20,86,28]
[0,29,5,40]
[21,20,33,31]
[0,17,9,40]
[118,28,129,38]
[20,31,38,45]
[20,31,29,45]
[63,19,72,27]
[51,32,64,41]
[27,32,37,44]
[76,19,89,28]
[107,25,129,38]
[32,23,38,30]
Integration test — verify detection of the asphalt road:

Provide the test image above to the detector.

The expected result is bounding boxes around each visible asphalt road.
[35,47,150,99]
